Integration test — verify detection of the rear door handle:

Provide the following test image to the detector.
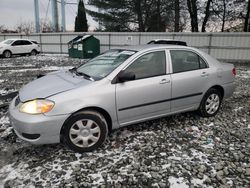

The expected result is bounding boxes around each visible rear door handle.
[201,72,209,77]
[160,79,170,84]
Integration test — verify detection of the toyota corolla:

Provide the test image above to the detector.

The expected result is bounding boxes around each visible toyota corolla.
[9,45,235,152]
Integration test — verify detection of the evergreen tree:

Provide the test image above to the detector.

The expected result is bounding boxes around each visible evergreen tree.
[87,0,132,31]
[87,0,174,32]
[75,0,88,32]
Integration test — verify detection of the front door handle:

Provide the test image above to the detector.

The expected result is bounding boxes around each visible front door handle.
[160,79,170,84]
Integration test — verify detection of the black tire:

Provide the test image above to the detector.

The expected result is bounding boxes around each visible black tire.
[30,50,37,56]
[3,50,12,58]
[62,111,108,152]
[198,88,222,117]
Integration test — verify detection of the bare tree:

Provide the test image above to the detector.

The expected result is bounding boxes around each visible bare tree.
[187,0,199,32]
[0,25,5,33]
[40,19,54,33]
[221,0,227,32]
[174,0,180,32]
[244,0,250,31]
[15,21,35,34]
[211,0,241,32]
[201,0,213,32]
[134,0,145,31]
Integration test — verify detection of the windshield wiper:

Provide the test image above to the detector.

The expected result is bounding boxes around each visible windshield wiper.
[69,67,94,81]
[69,67,77,73]
[76,71,95,81]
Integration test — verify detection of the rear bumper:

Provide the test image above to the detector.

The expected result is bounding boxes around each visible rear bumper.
[8,97,69,145]
[222,82,235,99]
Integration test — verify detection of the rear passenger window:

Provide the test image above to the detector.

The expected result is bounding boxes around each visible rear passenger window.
[199,57,208,69]
[170,50,208,73]
[21,40,32,45]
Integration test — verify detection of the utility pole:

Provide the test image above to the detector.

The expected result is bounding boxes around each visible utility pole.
[51,0,59,32]
[61,0,66,31]
[34,0,40,33]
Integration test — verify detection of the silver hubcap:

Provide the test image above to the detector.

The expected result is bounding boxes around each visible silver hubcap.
[205,93,220,114]
[69,119,101,148]
[5,51,11,58]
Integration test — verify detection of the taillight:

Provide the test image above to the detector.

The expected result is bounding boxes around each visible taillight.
[232,68,236,76]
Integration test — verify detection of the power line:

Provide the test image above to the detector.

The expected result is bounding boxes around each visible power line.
[68,4,77,16]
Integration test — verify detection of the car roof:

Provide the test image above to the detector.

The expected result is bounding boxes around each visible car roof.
[147,39,187,45]
[111,44,193,52]
[4,38,32,41]
[149,39,183,42]
[110,44,219,65]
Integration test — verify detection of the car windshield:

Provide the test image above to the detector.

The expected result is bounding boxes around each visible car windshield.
[77,49,137,80]
[2,40,14,45]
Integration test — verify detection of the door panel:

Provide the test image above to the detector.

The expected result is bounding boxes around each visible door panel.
[169,50,210,111]
[20,40,32,53]
[115,50,171,125]
[116,75,171,124]
[11,40,22,54]
[170,70,208,111]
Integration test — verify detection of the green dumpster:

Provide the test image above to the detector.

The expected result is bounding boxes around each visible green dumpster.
[68,35,100,59]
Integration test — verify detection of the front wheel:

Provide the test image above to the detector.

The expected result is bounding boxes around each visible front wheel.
[3,50,12,58]
[62,111,108,152]
[199,88,222,117]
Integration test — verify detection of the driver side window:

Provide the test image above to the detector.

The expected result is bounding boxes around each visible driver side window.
[125,51,166,80]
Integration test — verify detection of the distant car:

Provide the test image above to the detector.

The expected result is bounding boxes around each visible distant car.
[148,39,187,46]
[0,39,40,58]
[9,45,235,152]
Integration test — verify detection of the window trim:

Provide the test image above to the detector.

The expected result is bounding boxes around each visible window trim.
[113,49,168,83]
[169,49,209,74]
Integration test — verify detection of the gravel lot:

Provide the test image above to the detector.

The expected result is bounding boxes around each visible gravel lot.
[0,55,249,188]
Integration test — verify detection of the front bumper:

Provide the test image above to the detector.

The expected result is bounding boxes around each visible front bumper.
[8,97,69,145]
[0,48,3,55]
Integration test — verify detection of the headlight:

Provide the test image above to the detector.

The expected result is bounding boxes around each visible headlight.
[19,99,55,114]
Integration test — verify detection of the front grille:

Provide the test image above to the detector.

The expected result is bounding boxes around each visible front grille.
[15,96,20,106]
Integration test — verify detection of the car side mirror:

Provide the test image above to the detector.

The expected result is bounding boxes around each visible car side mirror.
[117,70,135,83]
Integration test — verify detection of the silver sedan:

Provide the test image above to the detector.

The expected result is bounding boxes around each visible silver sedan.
[9,45,235,152]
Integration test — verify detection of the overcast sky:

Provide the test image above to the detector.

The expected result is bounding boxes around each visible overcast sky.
[0,0,98,31]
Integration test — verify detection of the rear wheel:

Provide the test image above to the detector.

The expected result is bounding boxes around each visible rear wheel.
[30,50,37,56]
[3,50,12,58]
[199,88,222,117]
[62,111,108,152]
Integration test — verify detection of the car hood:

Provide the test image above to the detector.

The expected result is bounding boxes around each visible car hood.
[0,43,7,47]
[19,70,92,102]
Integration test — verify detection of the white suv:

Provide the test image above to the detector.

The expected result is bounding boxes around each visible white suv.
[0,39,40,58]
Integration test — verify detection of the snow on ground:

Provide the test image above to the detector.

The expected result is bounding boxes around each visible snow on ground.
[236,70,250,79]
[0,55,249,187]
